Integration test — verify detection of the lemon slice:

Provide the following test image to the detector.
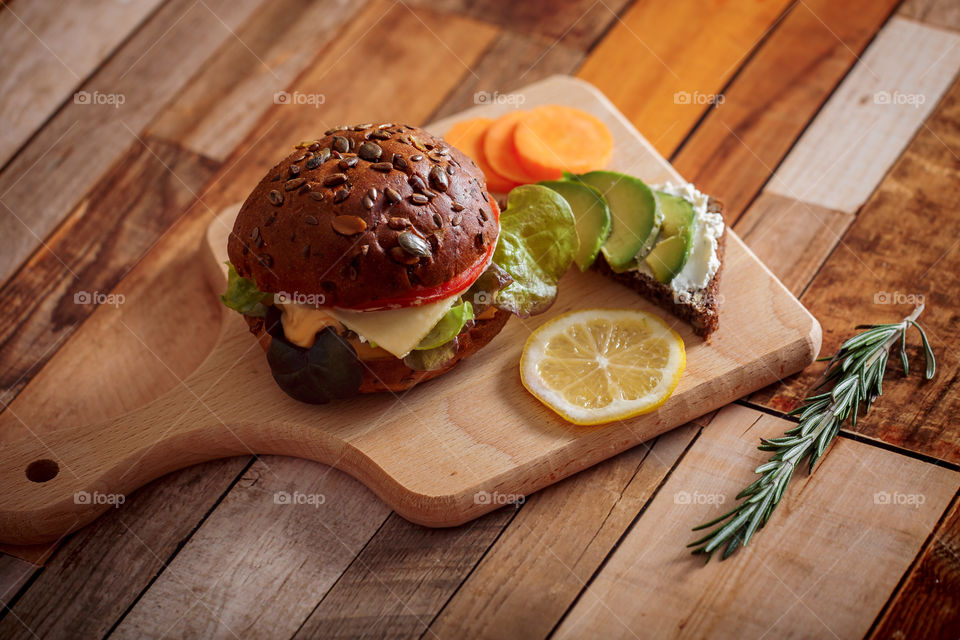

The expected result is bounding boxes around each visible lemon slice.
[520,309,685,425]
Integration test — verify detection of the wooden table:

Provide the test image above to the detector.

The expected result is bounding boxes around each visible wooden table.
[1,0,959,638]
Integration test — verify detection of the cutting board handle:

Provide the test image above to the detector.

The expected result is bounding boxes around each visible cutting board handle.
[0,314,259,543]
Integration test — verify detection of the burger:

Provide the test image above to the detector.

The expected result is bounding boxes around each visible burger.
[220,123,578,404]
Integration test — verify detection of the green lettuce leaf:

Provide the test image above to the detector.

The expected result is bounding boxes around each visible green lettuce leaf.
[415,300,473,350]
[403,337,460,371]
[221,262,269,317]
[492,185,579,317]
[465,262,513,315]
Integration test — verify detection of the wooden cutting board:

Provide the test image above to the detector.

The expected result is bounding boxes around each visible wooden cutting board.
[0,76,820,545]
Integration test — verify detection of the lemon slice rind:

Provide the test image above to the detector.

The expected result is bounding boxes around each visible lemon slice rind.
[520,309,686,426]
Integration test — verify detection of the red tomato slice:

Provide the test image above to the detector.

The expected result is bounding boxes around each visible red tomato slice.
[336,195,501,311]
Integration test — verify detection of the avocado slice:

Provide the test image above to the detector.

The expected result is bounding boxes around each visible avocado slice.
[572,171,662,272]
[539,180,612,271]
[644,191,697,284]
[644,235,689,284]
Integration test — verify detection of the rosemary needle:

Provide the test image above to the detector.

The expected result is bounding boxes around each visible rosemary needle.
[689,305,936,561]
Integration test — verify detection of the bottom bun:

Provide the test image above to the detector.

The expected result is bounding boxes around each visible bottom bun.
[243,308,511,394]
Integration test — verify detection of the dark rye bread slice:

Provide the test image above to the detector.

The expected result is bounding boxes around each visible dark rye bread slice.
[595,197,726,338]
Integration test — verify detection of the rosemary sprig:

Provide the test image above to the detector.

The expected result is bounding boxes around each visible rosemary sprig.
[688,305,936,561]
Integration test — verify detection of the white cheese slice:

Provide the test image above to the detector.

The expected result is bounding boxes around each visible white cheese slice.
[328,293,460,359]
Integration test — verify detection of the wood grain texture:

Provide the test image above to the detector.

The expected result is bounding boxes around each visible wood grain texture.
[0,77,820,546]
[292,508,516,639]
[147,0,368,161]
[900,0,960,31]
[0,553,35,611]
[0,0,497,553]
[0,136,219,407]
[0,457,249,640]
[754,75,960,465]
[0,138,222,565]
[869,495,960,640]
[406,0,630,52]
[734,193,853,296]
[428,30,584,122]
[0,0,269,286]
[553,404,959,640]
[577,0,793,155]
[0,0,165,167]
[428,423,700,640]
[767,16,960,213]
[111,458,390,639]
[673,0,900,223]
[286,3,909,632]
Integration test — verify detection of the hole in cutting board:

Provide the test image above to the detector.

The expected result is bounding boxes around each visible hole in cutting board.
[25,459,59,483]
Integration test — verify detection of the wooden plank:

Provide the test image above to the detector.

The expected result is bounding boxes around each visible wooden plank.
[405,0,631,52]
[0,136,219,411]
[110,458,391,639]
[417,6,894,634]
[0,0,497,437]
[0,553,35,611]
[0,135,220,565]
[147,0,367,162]
[900,0,960,31]
[577,0,793,156]
[869,495,960,640]
[553,405,958,640]
[753,75,960,465]
[672,0,901,223]
[766,16,960,213]
[0,0,499,616]
[0,0,269,286]
[0,77,820,547]
[429,30,584,122]
[292,508,516,639]
[0,457,249,640]
[427,424,700,640]
[0,0,166,167]
[734,193,852,296]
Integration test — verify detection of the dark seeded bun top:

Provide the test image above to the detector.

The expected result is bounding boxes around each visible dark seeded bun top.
[227,124,498,308]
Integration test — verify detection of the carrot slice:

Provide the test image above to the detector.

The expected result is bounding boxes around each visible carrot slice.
[444,117,517,193]
[482,111,539,184]
[514,105,613,179]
